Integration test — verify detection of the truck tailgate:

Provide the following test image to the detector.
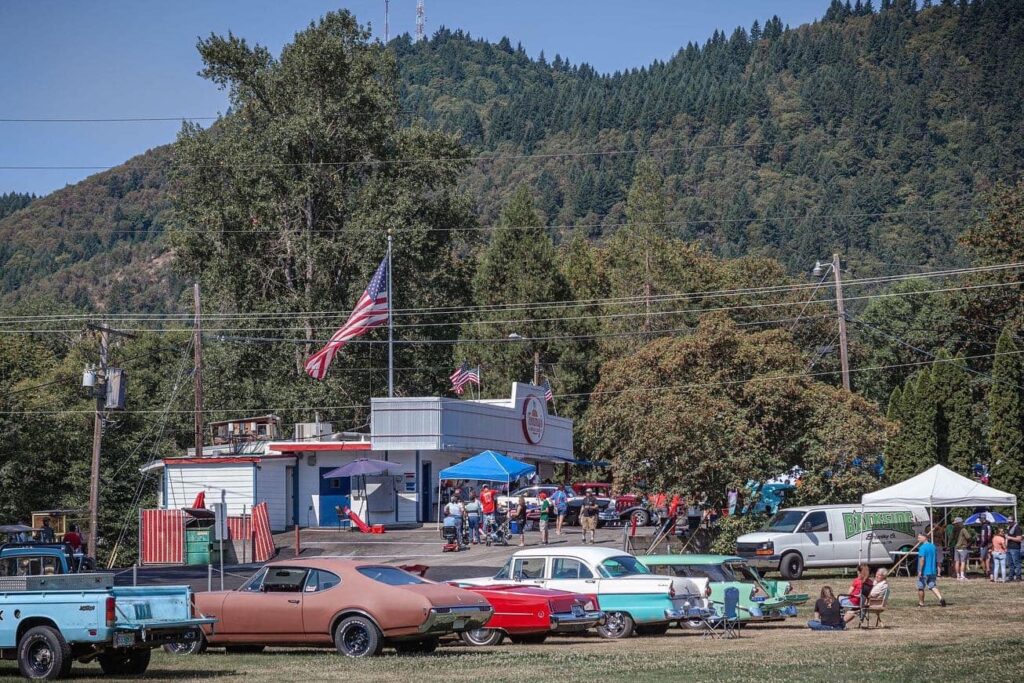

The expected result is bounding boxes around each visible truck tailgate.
[112,586,214,630]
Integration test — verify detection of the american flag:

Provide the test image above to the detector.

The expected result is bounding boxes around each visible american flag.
[451,362,481,395]
[304,257,389,380]
[541,378,554,402]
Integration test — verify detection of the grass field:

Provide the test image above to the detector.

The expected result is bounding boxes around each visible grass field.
[2,576,1021,682]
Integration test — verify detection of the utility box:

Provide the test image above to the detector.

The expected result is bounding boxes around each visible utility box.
[105,368,126,410]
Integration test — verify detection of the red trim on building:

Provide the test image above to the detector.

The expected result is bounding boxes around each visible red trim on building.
[267,442,371,452]
[161,454,297,466]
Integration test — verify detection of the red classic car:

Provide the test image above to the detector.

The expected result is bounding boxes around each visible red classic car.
[452,584,603,646]
[165,558,492,657]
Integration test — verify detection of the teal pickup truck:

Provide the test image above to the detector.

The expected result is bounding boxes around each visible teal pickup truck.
[0,573,213,680]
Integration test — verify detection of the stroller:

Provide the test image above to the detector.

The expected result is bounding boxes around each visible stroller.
[441,517,470,552]
[483,510,510,547]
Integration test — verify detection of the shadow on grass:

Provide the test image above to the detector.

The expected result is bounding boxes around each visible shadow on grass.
[0,664,238,680]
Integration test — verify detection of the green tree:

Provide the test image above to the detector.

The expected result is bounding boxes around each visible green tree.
[171,11,477,427]
[988,327,1024,499]
[930,349,977,474]
[458,187,595,418]
[883,385,908,479]
[582,316,888,501]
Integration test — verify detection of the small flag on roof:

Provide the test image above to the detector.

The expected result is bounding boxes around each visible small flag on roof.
[450,362,481,395]
[541,378,554,402]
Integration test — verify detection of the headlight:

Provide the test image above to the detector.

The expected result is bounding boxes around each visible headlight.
[755,542,774,556]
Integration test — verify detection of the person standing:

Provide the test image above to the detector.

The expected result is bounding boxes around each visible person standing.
[552,484,569,536]
[991,527,1008,582]
[39,518,55,543]
[1006,519,1022,582]
[465,494,482,545]
[978,517,993,579]
[580,489,600,544]
[63,524,83,553]
[479,484,497,535]
[916,533,947,607]
[514,495,528,547]
[952,517,975,580]
[537,492,552,545]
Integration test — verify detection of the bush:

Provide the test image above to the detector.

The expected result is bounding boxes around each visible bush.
[709,514,767,555]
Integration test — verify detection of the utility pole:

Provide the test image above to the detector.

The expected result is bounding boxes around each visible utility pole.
[533,350,540,386]
[87,327,109,558]
[832,253,851,392]
[193,283,204,457]
[384,0,390,42]
[415,0,425,42]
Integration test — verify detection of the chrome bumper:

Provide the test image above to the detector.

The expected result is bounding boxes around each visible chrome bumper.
[419,605,493,634]
[737,555,780,569]
[665,605,714,620]
[549,610,605,632]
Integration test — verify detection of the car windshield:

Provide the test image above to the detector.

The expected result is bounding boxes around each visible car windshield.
[599,555,650,578]
[357,566,426,586]
[651,563,735,582]
[763,510,806,532]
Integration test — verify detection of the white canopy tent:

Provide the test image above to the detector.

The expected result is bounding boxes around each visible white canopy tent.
[860,463,1017,558]
[862,464,1017,511]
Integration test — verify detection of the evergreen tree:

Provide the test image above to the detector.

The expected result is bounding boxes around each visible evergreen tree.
[459,187,595,418]
[988,327,1024,500]
[930,349,976,473]
[884,385,908,480]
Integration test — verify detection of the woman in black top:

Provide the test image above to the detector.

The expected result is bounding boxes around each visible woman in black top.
[808,586,845,630]
[515,495,528,547]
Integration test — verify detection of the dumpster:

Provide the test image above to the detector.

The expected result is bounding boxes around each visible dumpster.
[185,527,212,565]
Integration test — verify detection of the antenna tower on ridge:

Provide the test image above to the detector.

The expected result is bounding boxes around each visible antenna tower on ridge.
[384,0,390,42]
[415,0,426,42]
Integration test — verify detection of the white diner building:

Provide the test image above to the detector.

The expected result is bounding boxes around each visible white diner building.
[150,383,573,531]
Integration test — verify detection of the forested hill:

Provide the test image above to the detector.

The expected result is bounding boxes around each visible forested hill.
[397,0,1024,265]
[2,0,1023,311]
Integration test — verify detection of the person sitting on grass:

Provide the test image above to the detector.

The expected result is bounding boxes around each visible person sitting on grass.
[917,533,947,607]
[808,586,845,631]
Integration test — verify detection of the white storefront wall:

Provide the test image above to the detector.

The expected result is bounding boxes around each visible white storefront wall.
[159,384,573,530]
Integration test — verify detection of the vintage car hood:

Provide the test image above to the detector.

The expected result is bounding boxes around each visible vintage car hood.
[398,582,491,609]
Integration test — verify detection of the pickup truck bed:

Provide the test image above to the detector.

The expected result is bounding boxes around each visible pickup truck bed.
[0,574,213,680]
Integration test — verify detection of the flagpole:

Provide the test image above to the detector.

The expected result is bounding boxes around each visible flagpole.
[387,229,394,398]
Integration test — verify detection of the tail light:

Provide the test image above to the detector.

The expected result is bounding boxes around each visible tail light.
[669,584,676,598]
[705,584,712,598]
[786,584,793,595]
[105,597,116,627]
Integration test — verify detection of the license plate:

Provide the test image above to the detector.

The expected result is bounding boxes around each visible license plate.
[571,605,585,617]
[114,633,136,648]
[453,619,466,630]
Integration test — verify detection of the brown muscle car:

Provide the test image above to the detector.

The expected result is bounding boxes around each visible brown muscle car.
[164,558,492,657]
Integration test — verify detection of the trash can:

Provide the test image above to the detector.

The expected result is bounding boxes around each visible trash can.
[184,527,212,565]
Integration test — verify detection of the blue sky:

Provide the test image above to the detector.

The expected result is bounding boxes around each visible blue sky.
[0,1,826,196]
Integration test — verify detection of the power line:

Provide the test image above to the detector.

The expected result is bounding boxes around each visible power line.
[0,261,1017,324]
[26,206,971,235]
[2,277,1017,337]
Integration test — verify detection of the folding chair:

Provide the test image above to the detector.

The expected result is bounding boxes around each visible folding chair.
[704,587,741,639]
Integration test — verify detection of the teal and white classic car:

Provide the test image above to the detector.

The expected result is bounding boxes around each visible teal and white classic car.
[454,546,710,638]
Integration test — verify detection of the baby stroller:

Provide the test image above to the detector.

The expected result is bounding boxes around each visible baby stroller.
[484,510,510,547]
[441,517,469,552]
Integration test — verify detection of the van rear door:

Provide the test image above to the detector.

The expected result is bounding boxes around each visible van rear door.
[797,510,834,566]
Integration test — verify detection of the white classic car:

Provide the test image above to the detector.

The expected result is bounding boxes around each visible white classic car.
[454,546,710,638]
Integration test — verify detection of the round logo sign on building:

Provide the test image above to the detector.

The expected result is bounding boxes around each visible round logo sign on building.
[521,395,546,444]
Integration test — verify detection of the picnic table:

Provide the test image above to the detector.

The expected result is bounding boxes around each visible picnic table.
[889,550,918,577]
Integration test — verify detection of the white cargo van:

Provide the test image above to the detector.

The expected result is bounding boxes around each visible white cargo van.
[735,504,928,578]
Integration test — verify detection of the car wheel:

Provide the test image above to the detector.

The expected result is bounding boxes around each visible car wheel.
[596,611,635,639]
[97,648,151,676]
[780,552,804,580]
[163,631,207,655]
[334,616,383,658]
[18,626,71,680]
[394,638,438,655]
[635,623,669,636]
[460,628,505,646]
[631,510,650,526]
[508,633,548,645]
[680,619,705,630]
[224,645,265,654]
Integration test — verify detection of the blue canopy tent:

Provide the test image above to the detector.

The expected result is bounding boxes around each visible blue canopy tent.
[436,451,535,525]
